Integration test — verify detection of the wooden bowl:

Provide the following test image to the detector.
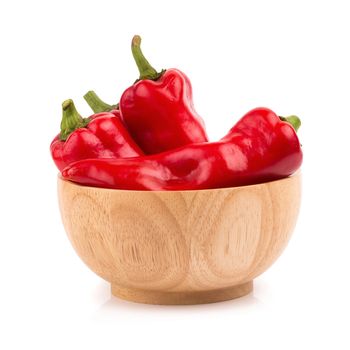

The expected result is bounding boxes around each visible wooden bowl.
[58,173,301,305]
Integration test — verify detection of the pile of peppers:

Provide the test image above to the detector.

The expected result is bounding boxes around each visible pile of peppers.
[51,35,303,191]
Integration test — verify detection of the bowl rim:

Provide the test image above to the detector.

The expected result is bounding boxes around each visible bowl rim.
[58,171,300,194]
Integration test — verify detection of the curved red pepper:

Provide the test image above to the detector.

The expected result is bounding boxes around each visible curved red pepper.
[120,67,208,154]
[62,108,303,190]
[50,99,143,171]
[84,36,208,154]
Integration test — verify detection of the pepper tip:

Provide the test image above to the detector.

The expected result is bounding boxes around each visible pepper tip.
[62,99,73,111]
[61,168,68,178]
[83,91,94,99]
[62,167,74,178]
[132,35,141,47]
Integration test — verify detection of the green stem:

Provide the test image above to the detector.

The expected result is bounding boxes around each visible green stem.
[84,91,118,113]
[131,35,165,81]
[59,99,85,141]
[280,115,301,132]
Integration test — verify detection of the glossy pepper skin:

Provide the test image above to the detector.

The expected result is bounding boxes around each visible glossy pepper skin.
[62,108,303,190]
[84,36,208,154]
[50,99,143,171]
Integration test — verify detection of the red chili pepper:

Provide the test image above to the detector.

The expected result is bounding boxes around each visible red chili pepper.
[84,35,208,154]
[50,99,143,171]
[62,108,302,190]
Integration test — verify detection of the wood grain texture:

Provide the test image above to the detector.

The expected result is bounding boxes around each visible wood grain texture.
[58,173,301,304]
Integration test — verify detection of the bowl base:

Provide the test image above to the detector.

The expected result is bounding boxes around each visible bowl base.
[111,281,253,305]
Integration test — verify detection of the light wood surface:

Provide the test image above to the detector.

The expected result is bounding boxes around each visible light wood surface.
[58,173,301,305]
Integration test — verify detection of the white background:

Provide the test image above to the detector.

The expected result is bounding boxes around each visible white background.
[1,0,349,349]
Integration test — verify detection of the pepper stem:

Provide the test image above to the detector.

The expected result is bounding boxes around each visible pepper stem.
[131,35,165,81]
[280,115,301,132]
[84,91,118,113]
[59,99,85,141]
